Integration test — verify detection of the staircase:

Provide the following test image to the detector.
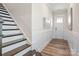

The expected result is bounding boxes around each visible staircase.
[0,3,37,56]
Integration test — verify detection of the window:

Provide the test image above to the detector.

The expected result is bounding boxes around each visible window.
[57,17,63,23]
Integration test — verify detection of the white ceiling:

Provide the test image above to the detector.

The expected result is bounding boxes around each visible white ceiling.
[47,3,70,11]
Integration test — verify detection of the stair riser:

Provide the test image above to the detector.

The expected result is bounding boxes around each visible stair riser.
[2,30,21,35]
[3,21,15,24]
[1,17,12,20]
[0,13,9,16]
[2,38,26,48]
[2,26,18,29]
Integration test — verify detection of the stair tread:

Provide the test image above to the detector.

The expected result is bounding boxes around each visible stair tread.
[23,50,36,56]
[0,15,12,19]
[2,44,31,56]
[0,10,8,13]
[0,4,6,10]
[3,33,23,38]
[3,24,17,26]
[3,19,14,22]
[0,8,6,10]
[0,6,6,9]
[0,12,9,15]
[2,38,26,47]
[2,28,19,31]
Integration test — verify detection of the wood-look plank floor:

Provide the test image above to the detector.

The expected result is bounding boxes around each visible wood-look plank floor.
[41,39,71,56]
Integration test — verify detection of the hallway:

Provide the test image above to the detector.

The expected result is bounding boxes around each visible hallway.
[41,39,71,56]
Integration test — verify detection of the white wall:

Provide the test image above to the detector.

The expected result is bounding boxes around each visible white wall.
[3,3,32,43]
[72,4,79,32]
[64,3,79,55]
[70,3,79,55]
[32,3,53,52]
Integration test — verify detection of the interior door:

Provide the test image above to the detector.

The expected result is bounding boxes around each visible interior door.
[53,13,65,39]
